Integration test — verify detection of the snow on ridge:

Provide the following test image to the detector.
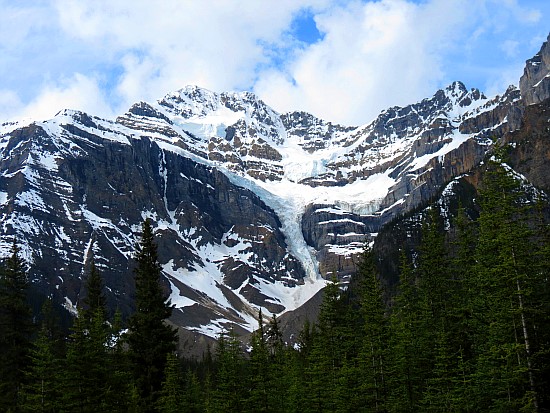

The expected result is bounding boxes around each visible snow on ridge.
[1,82,500,336]
[409,130,471,172]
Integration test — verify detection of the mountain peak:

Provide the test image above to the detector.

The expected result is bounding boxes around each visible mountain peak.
[519,32,550,105]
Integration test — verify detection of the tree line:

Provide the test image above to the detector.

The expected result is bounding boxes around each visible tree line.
[1,156,550,412]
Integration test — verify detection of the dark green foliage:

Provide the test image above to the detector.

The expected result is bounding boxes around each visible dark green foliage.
[157,353,185,413]
[3,157,550,412]
[470,159,541,411]
[387,249,425,412]
[0,240,34,411]
[247,309,271,412]
[210,329,247,412]
[181,368,205,413]
[127,219,178,410]
[356,248,389,412]
[61,259,128,412]
[82,256,106,322]
[21,299,64,412]
[62,313,106,412]
[304,278,341,412]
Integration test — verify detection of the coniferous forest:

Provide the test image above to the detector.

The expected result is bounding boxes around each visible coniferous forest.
[1,157,550,412]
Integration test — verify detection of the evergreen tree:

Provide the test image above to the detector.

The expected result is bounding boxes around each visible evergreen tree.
[181,368,204,413]
[471,158,540,411]
[532,197,550,411]
[265,313,289,412]
[247,309,271,412]
[104,308,132,412]
[448,205,478,411]
[416,208,457,411]
[127,219,178,411]
[210,329,247,412]
[0,239,34,411]
[82,255,106,322]
[304,277,345,412]
[387,249,424,412]
[356,248,389,412]
[62,313,104,412]
[63,253,127,412]
[21,299,64,412]
[266,313,284,357]
[157,353,185,413]
[287,320,315,413]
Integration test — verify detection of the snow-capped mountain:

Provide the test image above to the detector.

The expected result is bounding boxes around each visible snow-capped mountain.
[1,34,549,340]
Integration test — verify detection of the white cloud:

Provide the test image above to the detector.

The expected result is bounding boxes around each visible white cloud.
[16,74,112,122]
[52,0,330,108]
[1,0,549,126]
[254,0,550,125]
[0,90,24,122]
[254,0,471,124]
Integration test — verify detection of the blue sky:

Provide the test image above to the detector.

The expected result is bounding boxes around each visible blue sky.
[1,0,549,125]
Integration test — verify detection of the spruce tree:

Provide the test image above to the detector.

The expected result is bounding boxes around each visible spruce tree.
[63,252,125,412]
[265,313,288,412]
[247,309,270,412]
[105,308,132,412]
[127,219,178,411]
[0,240,34,411]
[82,255,106,322]
[305,277,343,412]
[387,249,424,412]
[287,320,315,412]
[21,299,64,412]
[532,198,550,411]
[63,313,105,412]
[472,158,540,411]
[416,208,457,411]
[211,329,247,412]
[357,248,389,412]
[181,368,204,413]
[157,353,185,413]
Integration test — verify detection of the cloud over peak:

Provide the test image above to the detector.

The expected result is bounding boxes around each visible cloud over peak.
[0,0,548,125]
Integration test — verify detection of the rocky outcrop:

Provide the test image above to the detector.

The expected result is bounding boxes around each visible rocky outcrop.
[505,97,550,193]
[0,111,305,331]
[520,33,550,106]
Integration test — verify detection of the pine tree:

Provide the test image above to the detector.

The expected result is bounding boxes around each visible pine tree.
[181,368,204,413]
[21,299,64,412]
[104,308,132,412]
[0,239,34,411]
[247,309,271,412]
[157,353,185,413]
[448,205,478,411]
[62,313,101,412]
[356,248,389,412]
[265,313,288,412]
[287,321,315,412]
[471,158,540,411]
[305,277,344,412]
[82,255,106,322]
[387,249,424,412]
[127,219,178,411]
[416,208,457,411]
[62,252,123,412]
[211,329,247,412]
[532,197,550,411]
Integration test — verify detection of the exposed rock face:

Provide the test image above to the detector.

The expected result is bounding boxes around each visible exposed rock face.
[520,33,550,106]
[505,97,550,193]
[1,35,549,344]
[0,111,305,332]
